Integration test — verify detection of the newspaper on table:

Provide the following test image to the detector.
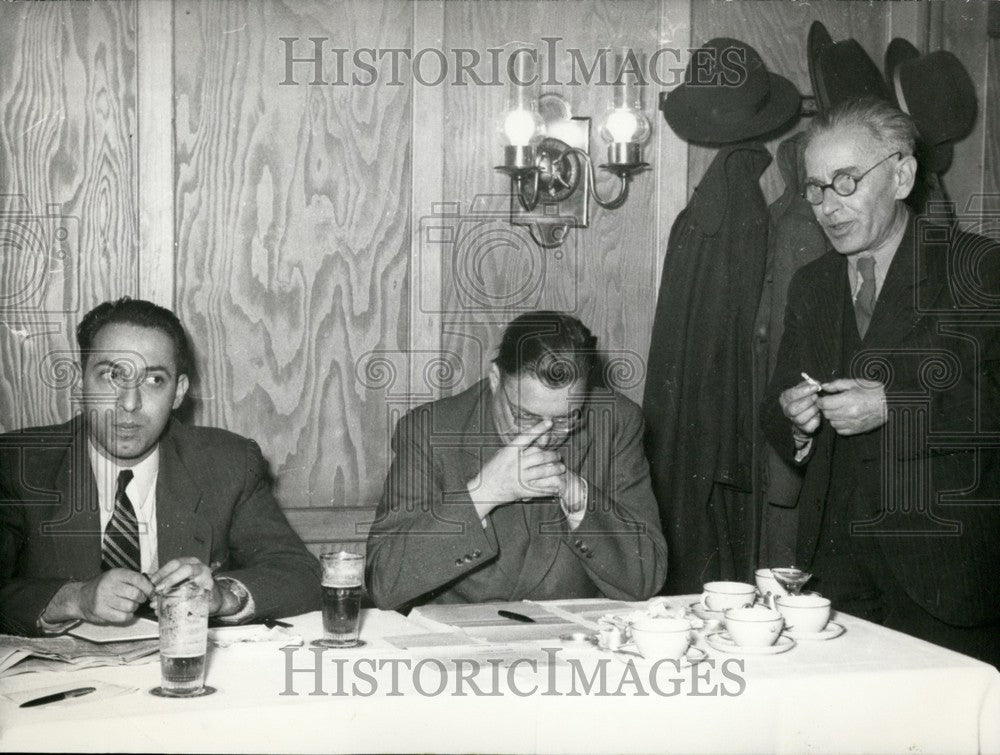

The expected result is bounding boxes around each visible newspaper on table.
[0,633,159,677]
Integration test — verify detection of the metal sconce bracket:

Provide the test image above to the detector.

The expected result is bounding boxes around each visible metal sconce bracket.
[496,93,649,248]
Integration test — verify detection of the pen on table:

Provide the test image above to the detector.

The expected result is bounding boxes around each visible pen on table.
[498,609,536,623]
[20,687,96,708]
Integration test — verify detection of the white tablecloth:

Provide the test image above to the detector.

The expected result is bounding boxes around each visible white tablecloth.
[1,599,998,753]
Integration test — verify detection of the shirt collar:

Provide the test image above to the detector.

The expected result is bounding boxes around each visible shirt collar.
[848,207,909,277]
[87,441,160,512]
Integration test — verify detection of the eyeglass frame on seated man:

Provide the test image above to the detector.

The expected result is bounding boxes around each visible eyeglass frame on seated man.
[802,151,902,206]
[499,379,586,434]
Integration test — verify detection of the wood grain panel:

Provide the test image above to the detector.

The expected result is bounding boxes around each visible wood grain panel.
[938,0,991,222]
[437,0,663,404]
[688,1,889,204]
[0,1,138,432]
[173,0,412,531]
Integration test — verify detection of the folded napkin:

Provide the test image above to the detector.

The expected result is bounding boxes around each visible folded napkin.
[207,625,302,648]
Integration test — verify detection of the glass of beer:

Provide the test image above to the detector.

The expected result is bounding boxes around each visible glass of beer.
[313,551,365,648]
[151,581,214,697]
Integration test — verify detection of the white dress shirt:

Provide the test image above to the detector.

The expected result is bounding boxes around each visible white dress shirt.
[89,441,160,573]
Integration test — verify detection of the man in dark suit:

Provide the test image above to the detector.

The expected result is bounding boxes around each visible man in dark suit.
[366,311,668,609]
[0,298,321,636]
[762,98,1000,665]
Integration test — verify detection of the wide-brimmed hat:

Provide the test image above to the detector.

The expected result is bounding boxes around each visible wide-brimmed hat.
[885,38,977,149]
[660,37,800,145]
[808,22,890,114]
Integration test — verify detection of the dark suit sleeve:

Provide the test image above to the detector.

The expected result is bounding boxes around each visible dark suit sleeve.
[217,439,321,620]
[0,456,69,636]
[566,399,668,600]
[365,408,497,610]
[761,267,817,465]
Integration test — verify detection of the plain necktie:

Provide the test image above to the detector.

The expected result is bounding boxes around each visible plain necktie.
[101,469,140,572]
[854,255,877,339]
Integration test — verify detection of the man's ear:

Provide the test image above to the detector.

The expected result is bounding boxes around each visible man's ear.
[488,363,501,393]
[172,374,190,410]
[894,154,918,200]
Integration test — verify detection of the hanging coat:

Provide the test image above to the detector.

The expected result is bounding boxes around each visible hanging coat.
[643,142,772,594]
[751,131,828,568]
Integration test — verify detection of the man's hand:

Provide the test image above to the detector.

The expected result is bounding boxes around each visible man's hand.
[150,557,229,616]
[42,569,154,626]
[779,380,823,437]
[818,378,887,435]
[468,420,566,519]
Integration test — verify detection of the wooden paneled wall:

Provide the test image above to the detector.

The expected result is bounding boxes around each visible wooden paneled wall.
[0,1,138,431]
[1,0,996,557]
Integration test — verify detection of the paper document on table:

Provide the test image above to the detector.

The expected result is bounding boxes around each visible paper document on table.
[382,632,487,650]
[1,679,138,707]
[411,602,565,628]
[0,634,159,677]
[409,602,590,643]
[68,616,159,643]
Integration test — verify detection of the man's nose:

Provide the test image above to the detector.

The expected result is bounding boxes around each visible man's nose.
[819,186,842,216]
[117,384,141,412]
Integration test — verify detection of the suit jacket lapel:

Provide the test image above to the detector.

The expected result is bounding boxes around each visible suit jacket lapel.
[810,254,848,379]
[46,417,102,575]
[156,424,210,565]
[864,218,928,346]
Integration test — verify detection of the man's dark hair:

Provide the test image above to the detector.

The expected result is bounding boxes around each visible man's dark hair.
[76,297,193,377]
[494,311,598,388]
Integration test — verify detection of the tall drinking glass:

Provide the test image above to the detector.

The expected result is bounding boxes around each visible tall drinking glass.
[313,551,365,648]
[152,581,214,697]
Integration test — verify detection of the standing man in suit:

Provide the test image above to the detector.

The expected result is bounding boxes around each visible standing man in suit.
[0,298,321,636]
[762,97,1000,665]
[366,311,667,609]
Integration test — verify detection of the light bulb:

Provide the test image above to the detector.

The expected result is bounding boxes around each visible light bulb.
[503,108,543,147]
[600,107,651,145]
[605,109,638,142]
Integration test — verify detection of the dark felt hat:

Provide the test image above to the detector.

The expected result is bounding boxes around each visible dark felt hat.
[808,22,890,114]
[885,38,977,148]
[660,37,800,145]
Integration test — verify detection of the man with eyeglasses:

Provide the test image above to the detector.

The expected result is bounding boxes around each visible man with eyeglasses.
[366,311,668,609]
[761,97,1000,665]
[0,298,321,636]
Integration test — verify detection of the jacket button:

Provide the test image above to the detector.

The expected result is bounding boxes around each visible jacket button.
[464,554,473,562]
[455,558,463,566]
[472,550,482,558]
[574,539,584,547]
[585,552,594,558]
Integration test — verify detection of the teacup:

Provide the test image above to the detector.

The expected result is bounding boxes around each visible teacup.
[701,581,757,612]
[630,617,692,660]
[775,594,831,633]
[754,568,790,600]
[724,607,785,647]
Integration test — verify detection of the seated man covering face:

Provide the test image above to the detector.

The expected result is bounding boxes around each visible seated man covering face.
[366,311,668,609]
[0,298,321,636]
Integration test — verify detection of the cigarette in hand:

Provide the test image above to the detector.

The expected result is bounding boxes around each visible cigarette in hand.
[801,372,822,390]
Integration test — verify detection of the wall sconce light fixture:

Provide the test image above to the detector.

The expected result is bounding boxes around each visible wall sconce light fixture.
[496,48,651,247]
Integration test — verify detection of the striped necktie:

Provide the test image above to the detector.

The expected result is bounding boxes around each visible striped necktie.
[854,255,877,339]
[101,469,140,572]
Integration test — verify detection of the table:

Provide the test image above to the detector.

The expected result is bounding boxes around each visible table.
[1,598,998,753]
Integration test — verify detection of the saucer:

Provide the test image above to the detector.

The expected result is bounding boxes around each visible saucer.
[688,601,725,622]
[610,645,709,669]
[706,632,795,655]
[783,621,845,641]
